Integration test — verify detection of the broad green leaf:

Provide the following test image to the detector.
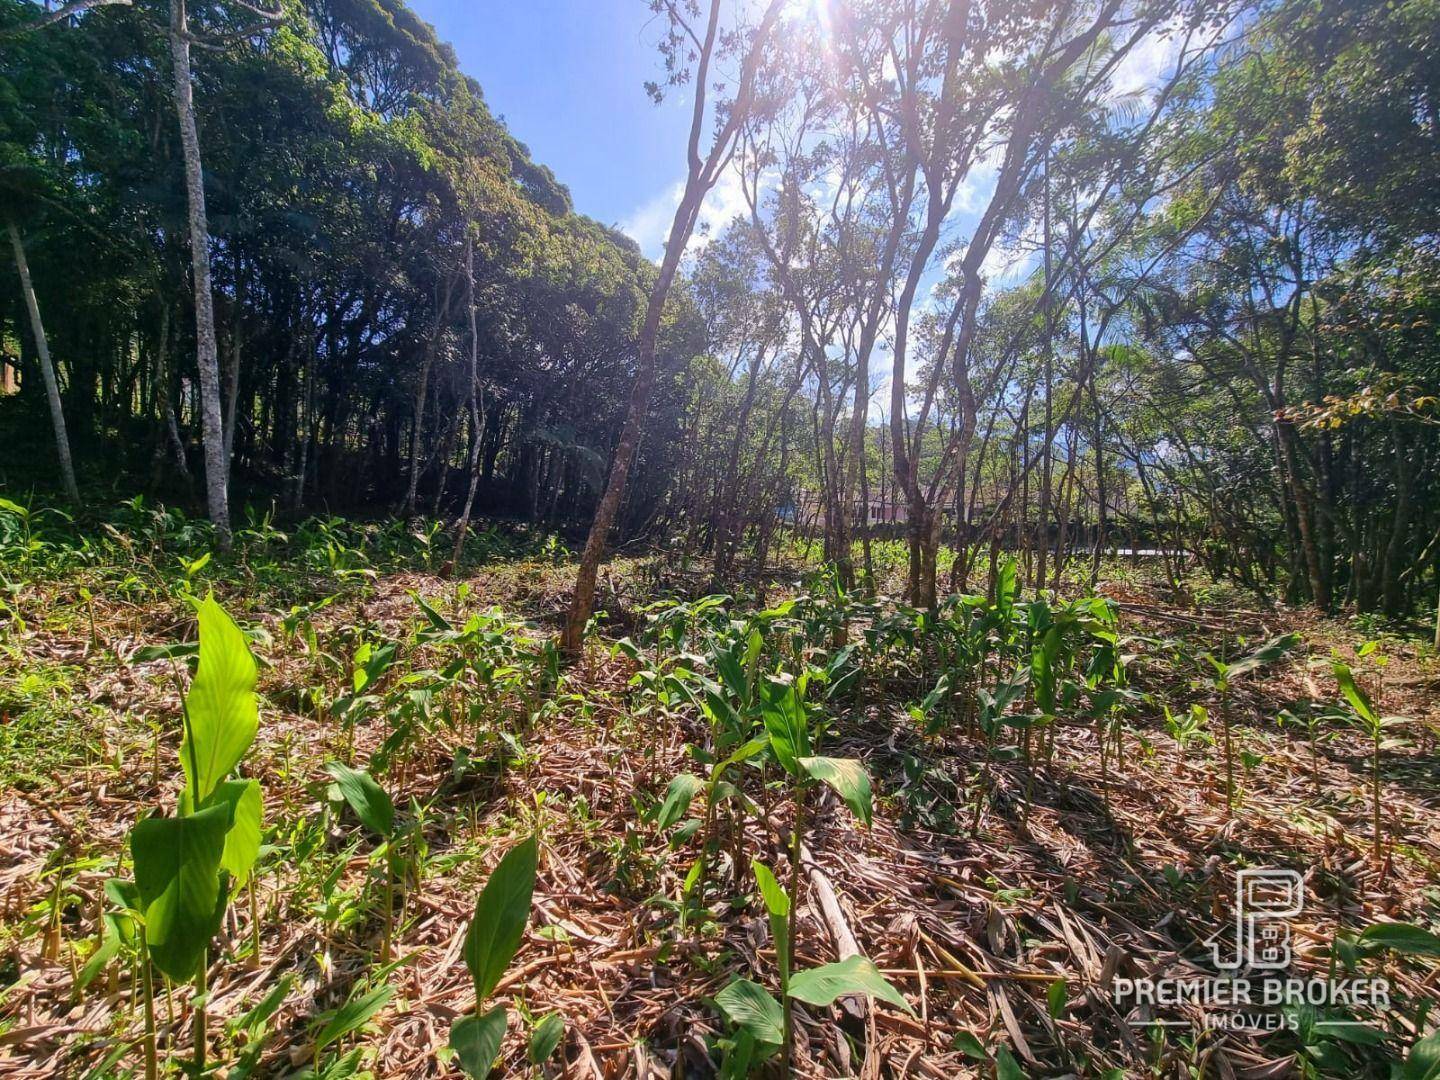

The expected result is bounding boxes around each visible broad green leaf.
[786,956,913,1015]
[703,689,743,739]
[759,678,809,776]
[181,594,258,804]
[313,982,394,1056]
[714,979,784,1047]
[995,1045,1024,1080]
[353,641,398,693]
[711,737,769,781]
[654,773,703,830]
[527,1011,564,1065]
[410,590,452,630]
[718,1029,768,1080]
[1032,626,1061,715]
[1333,662,1379,726]
[451,1005,507,1078]
[1227,633,1301,681]
[464,836,538,1002]
[952,1030,988,1060]
[715,646,747,703]
[751,860,789,919]
[915,674,950,732]
[210,779,263,885]
[1358,921,1440,957]
[994,558,1018,616]
[798,756,873,827]
[130,802,231,981]
[325,762,395,838]
[1402,1029,1440,1079]
[1313,1020,1386,1045]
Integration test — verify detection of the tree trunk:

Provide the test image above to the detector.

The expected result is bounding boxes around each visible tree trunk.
[169,0,231,547]
[405,281,452,516]
[1380,422,1411,616]
[7,218,80,503]
[1035,153,1055,593]
[1275,418,1328,610]
[561,189,695,654]
[449,237,484,573]
[560,0,781,656]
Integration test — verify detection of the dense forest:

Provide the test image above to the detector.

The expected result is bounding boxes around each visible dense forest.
[4,0,1437,624]
[2,0,1439,1076]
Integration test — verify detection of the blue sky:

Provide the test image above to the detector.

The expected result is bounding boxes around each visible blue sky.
[409,0,698,254]
[408,0,1182,275]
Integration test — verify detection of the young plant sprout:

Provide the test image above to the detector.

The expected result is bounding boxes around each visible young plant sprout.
[715,859,912,1075]
[1333,660,1409,863]
[325,761,404,963]
[449,835,540,1077]
[1198,633,1301,812]
[127,593,264,1075]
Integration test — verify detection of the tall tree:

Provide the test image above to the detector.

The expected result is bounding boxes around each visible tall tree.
[561,0,785,655]
[6,219,79,502]
[167,0,279,547]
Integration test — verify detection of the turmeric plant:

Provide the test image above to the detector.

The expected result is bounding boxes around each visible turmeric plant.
[1198,633,1300,812]
[127,593,264,1075]
[715,859,911,1076]
[1333,661,1409,862]
[449,835,540,1077]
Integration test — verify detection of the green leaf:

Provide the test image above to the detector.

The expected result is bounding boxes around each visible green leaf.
[711,737,769,781]
[718,1029,769,1080]
[78,912,125,990]
[1402,1029,1440,1079]
[1046,978,1067,1019]
[1314,1020,1386,1045]
[951,1030,988,1060]
[230,974,295,1040]
[527,1011,564,1066]
[313,982,394,1057]
[1226,633,1301,680]
[994,558,1018,616]
[410,590,452,631]
[654,773,703,830]
[181,594,259,804]
[463,836,538,1002]
[715,979,784,1048]
[994,1045,1024,1080]
[130,803,231,982]
[325,762,395,838]
[451,1005,507,1078]
[1031,626,1061,715]
[798,756,873,827]
[311,1047,366,1079]
[210,779,263,886]
[759,678,809,776]
[1333,662,1379,726]
[751,860,789,920]
[786,956,913,1015]
[1358,921,1440,957]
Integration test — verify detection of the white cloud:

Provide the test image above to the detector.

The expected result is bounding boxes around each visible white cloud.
[1109,23,1184,102]
[620,161,757,261]
[619,181,684,257]
[951,141,1004,216]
